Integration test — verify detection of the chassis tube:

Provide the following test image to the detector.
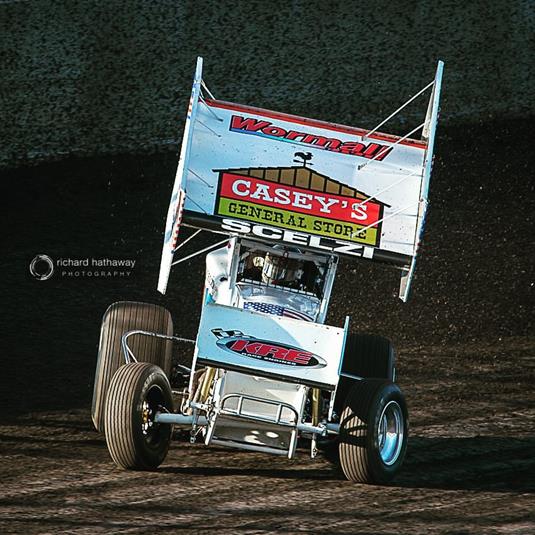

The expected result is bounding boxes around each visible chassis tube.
[153,412,337,436]
[154,413,208,426]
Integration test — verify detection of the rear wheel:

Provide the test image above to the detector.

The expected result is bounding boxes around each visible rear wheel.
[91,301,173,432]
[104,362,173,470]
[339,379,408,483]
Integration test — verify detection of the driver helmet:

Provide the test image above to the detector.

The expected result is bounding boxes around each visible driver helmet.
[261,248,304,285]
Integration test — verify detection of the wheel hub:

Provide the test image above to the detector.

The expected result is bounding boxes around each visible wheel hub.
[141,385,165,440]
[141,401,153,433]
[377,400,404,466]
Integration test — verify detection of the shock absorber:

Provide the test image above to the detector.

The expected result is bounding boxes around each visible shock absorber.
[311,387,321,458]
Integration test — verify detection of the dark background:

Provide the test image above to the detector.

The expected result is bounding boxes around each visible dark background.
[2,1,533,414]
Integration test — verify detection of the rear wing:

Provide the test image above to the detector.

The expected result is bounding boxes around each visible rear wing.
[158,57,443,300]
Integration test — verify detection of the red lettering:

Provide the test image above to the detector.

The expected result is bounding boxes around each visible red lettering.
[219,173,381,226]
[230,115,270,132]
[262,126,286,137]
[362,142,393,161]
[285,349,312,364]
[302,134,341,150]
[244,342,263,354]
[229,116,393,161]
[228,338,316,366]
[284,130,308,141]
[339,141,365,156]
[255,344,289,359]
[230,339,248,351]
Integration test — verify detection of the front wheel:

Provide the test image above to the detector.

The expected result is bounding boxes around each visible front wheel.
[339,379,408,484]
[104,362,173,470]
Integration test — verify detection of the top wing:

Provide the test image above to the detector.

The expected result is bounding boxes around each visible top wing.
[158,57,443,299]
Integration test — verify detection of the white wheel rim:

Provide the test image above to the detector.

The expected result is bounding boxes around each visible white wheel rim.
[377,400,404,466]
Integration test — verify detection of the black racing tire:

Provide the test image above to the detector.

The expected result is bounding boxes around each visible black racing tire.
[104,362,173,470]
[334,334,395,416]
[91,301,173,432]
[339,379,408,484]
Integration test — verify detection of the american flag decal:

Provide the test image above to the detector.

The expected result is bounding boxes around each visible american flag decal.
[243,302,313,322]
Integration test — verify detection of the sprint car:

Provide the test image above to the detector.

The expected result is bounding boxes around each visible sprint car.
[92,57,443,483]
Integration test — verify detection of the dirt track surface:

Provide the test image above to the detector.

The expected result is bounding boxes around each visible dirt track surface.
[2,116,534,532]
[1,338,534,534]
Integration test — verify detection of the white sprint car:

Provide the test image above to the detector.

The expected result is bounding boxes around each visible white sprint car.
[92,57,443,483]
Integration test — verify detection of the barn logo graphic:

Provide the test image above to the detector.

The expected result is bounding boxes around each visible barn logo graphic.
[212,329,327,368]
[214,156,388,247]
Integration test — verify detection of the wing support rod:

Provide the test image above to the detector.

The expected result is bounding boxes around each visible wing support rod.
[171,238,229,266]
[358,122,425,171]
[363,79,435,140]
